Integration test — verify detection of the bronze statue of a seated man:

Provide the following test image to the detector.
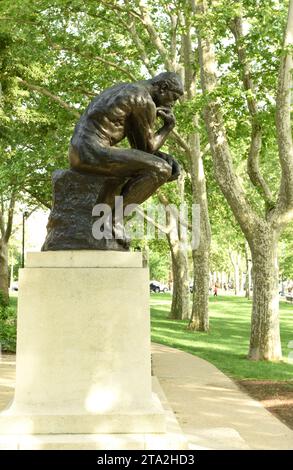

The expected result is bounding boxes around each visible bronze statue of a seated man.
[69,72,183,208]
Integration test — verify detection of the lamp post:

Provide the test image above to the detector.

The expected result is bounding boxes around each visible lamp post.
[22,211,29,268]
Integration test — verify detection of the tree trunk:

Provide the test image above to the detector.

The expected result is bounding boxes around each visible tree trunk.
[229,251,241,296]
[240,267,243,293]
[189,249,209,330]
[187,123,211,331]
[168,240,190,320]
[244,241,252,299]
[177,24,211,330]
[249,226,282,361]
[9,254,14,289]
[197,0,291,362]
[245,267,252,299]
[234,262,240,295]
[220,272,226,288]
[159,185,190,322]
[0,240,9,305]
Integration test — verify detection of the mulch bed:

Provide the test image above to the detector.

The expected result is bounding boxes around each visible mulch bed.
[237,380,293,430]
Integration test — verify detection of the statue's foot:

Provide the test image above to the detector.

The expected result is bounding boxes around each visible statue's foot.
[115,236,131,250]
[112,222,131,249]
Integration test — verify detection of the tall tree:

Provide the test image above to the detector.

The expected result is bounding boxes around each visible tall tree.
[196,0,293,360]
[119,0,211,329]
[0,193,15,304]
[0,0,211,324]
[158,180,190,320]
[0,29,39,301]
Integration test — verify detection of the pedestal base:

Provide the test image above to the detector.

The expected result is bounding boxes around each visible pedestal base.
[0,252,166,437]
[0,409,165,435]
[0,379,187,450]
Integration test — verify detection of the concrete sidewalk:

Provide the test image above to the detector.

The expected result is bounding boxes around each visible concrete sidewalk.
[152,343,293,450]
[1,345,293,450]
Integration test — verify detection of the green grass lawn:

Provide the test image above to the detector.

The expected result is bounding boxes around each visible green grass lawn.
[4,294,293,381]
[150,293,293,381]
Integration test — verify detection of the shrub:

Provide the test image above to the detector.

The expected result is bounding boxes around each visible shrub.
[0,303,17,353]
[0,290,8,308]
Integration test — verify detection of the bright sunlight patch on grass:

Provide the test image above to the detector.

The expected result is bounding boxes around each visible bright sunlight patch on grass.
[150,293,293,381]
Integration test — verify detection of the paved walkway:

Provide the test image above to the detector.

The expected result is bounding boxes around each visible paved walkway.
[1,345,293,450]
[152,343,293,450]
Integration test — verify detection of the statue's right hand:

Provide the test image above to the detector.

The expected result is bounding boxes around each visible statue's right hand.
[157,107,176,128]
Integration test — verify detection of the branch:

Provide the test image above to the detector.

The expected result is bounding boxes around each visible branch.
[157,189,192,232]
[24,187,52,210]
[0,16,38,25]
[124,18,156,76]
[16,78,80,118]
[197,0,258,239]
[4,192,16,242]
[275,208,293,227]
[134,206,170,234]
[169,12,180,71]
[275,0,293,222]
[51,43,137,82]
[157,191,173,238]
[103,1,173,77]
[100,0,142,22]
[157,190,170,207]
[181,7,196,100]
[230,16,257,116]
[200,143,211,159]
[4,7,137,83]
[179,4,212,250]
[104,2,155,77]
[120,0,157,76]
[76,88,96,98]
[171,129,191,155]
[0,211,5,238]
[230,15,274,209]
[157,190,193,241]
[137,1,173,71]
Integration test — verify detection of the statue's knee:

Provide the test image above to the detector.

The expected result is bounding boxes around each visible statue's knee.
[157,162,172,182]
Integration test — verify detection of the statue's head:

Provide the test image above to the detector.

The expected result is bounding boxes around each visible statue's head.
[149,72,184,108]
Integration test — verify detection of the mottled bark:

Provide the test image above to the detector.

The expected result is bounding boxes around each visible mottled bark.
[169,242,190,320]
[235,264,240,296]
[229,251,241,296]
[230,15,274,210]
[158,189,190,321]
[179,14,211,330]
[196,0,293,360]
[189,249,209,330]
[0,194,15,305]
[188,128,211,331]
[244,242,252,299]
[0,240,9,305]
[249,226,282,361]
[275,0,293,216]
[9,255,14,288]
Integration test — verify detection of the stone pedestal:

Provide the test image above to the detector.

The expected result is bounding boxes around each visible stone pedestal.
[0,251,165,435]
